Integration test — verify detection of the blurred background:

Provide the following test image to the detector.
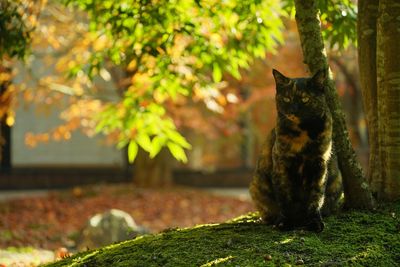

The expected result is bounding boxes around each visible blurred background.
[0,0,364,265]
[1,26,366,189]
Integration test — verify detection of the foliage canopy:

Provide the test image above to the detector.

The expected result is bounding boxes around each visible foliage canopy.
[283,0,357,49]
[60,0,284,162]
[0,0,44,60]
[3,0,357,163]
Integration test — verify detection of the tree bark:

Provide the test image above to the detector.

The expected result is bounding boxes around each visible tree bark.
[375,0,400,200]
[0,120,11,173]
[294,0,375,209]
[0,65,12,173]
[133,148,173,187]
[358,0,381,197]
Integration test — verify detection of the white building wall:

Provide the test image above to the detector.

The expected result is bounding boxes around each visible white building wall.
[11,101,124,167]
[11,58,124,167]
[12,103,124,167]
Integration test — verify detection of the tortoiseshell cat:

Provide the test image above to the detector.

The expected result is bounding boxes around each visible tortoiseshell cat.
[250,69,342,232]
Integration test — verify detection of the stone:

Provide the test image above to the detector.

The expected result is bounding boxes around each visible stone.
[264,254,272,261]
[77,209,150,250]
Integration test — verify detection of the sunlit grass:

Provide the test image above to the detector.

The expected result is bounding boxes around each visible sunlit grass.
[200,256,234,267]
[45,202,400,267]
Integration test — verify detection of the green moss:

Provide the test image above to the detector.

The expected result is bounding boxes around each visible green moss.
[44,202,400,267]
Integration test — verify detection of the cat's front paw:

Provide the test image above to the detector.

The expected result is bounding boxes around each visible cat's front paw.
[260,215,277,225]
[306,218,325,232]
[275,216,295,231]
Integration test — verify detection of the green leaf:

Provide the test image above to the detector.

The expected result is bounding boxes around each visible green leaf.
[149,136,166,158]
[117,139,129,149]
[228,62,241,80]
[136,133,152,152]
[212,62,222,82]
[128,141,139,163]
[167,142,188,163]
[166,130,191,149]
[123,17,135,28]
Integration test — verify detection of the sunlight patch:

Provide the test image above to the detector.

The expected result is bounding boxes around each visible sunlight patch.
[280,237,294,244]
[200,256,234,267]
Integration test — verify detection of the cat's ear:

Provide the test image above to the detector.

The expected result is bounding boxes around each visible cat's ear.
[311,68,327,90]
[272,69,291,86]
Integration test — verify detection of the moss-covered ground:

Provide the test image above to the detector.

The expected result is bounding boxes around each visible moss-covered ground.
[45,202,400,267]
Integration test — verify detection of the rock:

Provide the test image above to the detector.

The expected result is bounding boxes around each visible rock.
[77,209,150,250]
[264,254,272,261]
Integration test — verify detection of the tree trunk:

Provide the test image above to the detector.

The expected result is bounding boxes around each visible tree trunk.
[0,65,12,173]
[133,148,173,187]
[357,0,381,197]
[375,0,400,200]
[0,120,11,173]
[294,0,375,209]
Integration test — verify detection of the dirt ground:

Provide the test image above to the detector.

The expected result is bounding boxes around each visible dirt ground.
[0,183,254,251]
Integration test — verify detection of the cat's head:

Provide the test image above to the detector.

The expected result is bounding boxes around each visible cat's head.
[272,69,328,122]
